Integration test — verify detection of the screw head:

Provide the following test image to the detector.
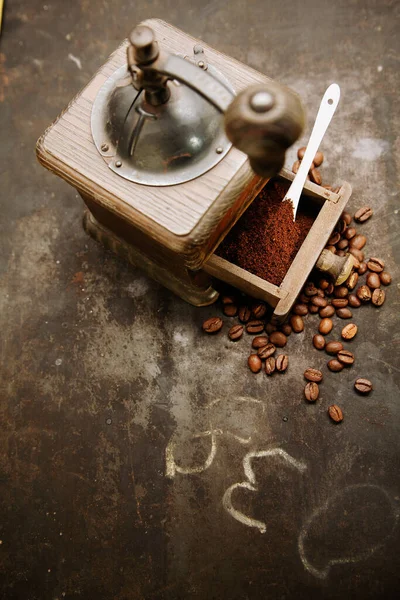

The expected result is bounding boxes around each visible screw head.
[216,147,223,154]
[197,60,205,69]
[282,416,288,422]
[115,160,122,168]
[101,143,109,152]
[250,91,275,113]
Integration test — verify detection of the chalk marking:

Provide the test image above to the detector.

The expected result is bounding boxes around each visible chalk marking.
[298,483,399,579]
[223,448,307,533]
[68,53,82,70]
[165,430,220,478]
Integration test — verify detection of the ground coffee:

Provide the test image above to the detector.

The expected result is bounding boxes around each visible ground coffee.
[217,180,314,286]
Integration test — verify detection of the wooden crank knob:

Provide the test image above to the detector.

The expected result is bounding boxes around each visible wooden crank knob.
[224,82,305,177]
[316,249,355,285]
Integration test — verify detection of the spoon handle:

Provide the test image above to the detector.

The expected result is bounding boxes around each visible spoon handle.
[284,83,341,220]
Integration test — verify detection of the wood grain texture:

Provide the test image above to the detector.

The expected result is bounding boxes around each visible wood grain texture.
[36,18,274,264]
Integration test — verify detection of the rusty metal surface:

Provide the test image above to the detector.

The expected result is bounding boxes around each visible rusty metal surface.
[0,1,399,599]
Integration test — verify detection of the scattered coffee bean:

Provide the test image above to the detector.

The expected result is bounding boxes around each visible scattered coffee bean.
[354,206,373,223]
[223,303,238,317]
[348,294,361,308]
[252,302,267,319]
[265,322,278,334]
[319,318,333,335]
[292,160,301,174]
[290,315,304,333]
[354,378,373,394]
[293,303,308,316]
[310,168,322,185]
[336,250,346,257]
[299,293,310,304]
[319,305,335,318]
[304,368,323,382]
[335,219,347,234]
[345,227,356,240]
[265,356,276,375]
[331,298,349,308]
[342,323,358,339]
[328,404,344,423]
[297,146,306,159]
[311,296,328,308]
[313,334,326,350]
[317,289,325,297]
[337,238,349,250]
[372,288,385,306]
[358,262,368,275]
[228,324,243,341]
[367,257,384,273]
[319,279,330,290]
[356,285,371,302]
[350,248,365,262]
[346,271,359,290]
[246,320,264,334]
[342,211,352,225]
[349,234,367,250]
[336,307,352,319]
[337,349,355,365]
[326,245,337,254]
[238,305,251,323]
[269,331,287,347]
[281,323,292,336]
[334,286,349,298]
[305,382,319,402]
[248,354,262,373]
[221,295,235,305]
[304,285,318,297]
[326,283,334,295]
[313,151,324,167]
[380,272,391,286]
[351,256,361,270]
[366,272,381,289]
[309,304,320,314]
[328,232,341,245]
[276,354,289,372]
[202,317,223,333]
[328,358,344,372]
[257,343,276,360]
[325,341,344,355]
[252,336,269,349]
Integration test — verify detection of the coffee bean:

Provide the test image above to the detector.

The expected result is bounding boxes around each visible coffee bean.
[336,307,352,319]
[276,354,289,372]
[335,219,347,235]
[293,303,308,316]
[290,315,304,333]
[319,318,333,335]
[348,294,361,308]
[346,271,359,290]
[350,248,364,262]
[314,151,324,167]
[333,286,349,298]
[345,227,356,240]
[297,146,306,160]
[304,368,323,382]
[281,323,292,336]
[328,358,344,372]
[246,320,264,334]
[202,317,223,333]
[265,322,278,334]
[328,405,344,423]
[336,250,346,257]
[292,160,301,174]
[337,349,355,365]
[311,296,328,308]
[358,262,367,275]
[319,279,330,290]
[351,256,361,270]
[342,211,352,225]
[223,303,238,317]
[299,293,310,304]
[349,234,367,250]
[257,343,276,360]
[319,305,335,318]
[326,245,337,254]
[325,341,344,355]
[367,257,384,273]
[269,331,287,347]
[238,305,252,323]
[326,283,335,295]
[366,272,381,289]
[354,378,373,394]
[328,232,341,245]
[313,334,326,350]
[331,298,348,308]
[248,354,262,373]
[252,336,269,349]
[309,304,320,314]
[310,168,322,185]
[265,356,276,375]
[252,302,267,319]
[354,206,373,223]
[356,285,371,302]
[304,285,318,297]
[305,382,319,402]
[337,238,349,250]
[372,288,385,306]
[221,295,235,305]
[380,272,392,286]
[317,289,325,297]
[228,324,243,340]
[342,323,358,339]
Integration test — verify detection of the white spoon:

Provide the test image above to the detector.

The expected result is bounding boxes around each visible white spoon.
[284,83,341,220]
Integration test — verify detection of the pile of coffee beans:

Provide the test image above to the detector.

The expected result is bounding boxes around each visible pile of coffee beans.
[202,154,390,425]
[292,147,339,192]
